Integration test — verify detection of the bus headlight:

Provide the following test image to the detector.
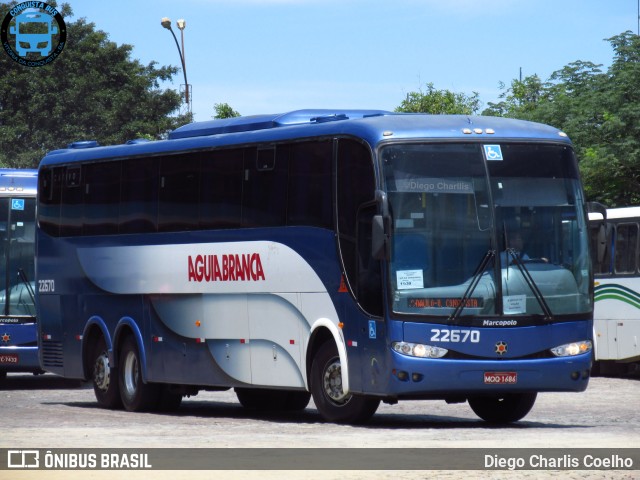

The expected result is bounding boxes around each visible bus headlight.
[392,341,448,358]
[550,340,592,357]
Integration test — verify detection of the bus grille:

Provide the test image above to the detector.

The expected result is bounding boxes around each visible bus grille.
[41,340,64,368]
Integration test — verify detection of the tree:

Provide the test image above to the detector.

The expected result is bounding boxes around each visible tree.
[483,32,640,206]
[0,1,190,168]
[482,74,548,120]
[213,103,241,119]
[396,83,481,115]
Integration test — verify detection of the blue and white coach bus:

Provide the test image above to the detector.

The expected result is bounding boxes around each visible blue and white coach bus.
[589,206,640,376]
[0,169,39,380]
[36,110,593,423]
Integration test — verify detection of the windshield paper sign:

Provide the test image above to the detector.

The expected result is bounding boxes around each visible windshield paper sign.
[503,294,526,314]
[395,177,474,194]
[396,270,424,289]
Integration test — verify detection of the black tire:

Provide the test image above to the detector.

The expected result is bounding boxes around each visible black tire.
[310,341,379,424]
[0,370,7,382]
[235,388,263,409]
[156,385,183,412]
[284,391,311,411]
[468,392,537,424]
[90,336,122,409]
[118,335,160,412]
[235,388,311,411]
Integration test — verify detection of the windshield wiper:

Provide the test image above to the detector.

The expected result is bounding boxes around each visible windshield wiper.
[448,249,495,323]
[506,249,553,321]
[18,268,36,310]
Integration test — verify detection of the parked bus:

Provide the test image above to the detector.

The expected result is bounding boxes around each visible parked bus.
[36,111,593,423]
[589,206,640,376]
[0,169,39,380]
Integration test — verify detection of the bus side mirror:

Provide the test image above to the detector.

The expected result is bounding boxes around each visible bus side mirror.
[596,224,608,264]
[372,214,390,260]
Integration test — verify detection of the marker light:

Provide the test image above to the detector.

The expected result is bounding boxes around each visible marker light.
[550,340,592,357]
[392,341,448,358]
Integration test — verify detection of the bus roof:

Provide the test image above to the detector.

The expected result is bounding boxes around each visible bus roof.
[589,206,640,221]
[0,169,37,195]
[40,110,572,166]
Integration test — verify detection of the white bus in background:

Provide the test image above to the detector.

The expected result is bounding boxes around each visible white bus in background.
[589,205,640,376]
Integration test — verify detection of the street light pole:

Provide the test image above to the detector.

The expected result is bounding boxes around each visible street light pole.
[161,17,190,110]
[176,19,188,106]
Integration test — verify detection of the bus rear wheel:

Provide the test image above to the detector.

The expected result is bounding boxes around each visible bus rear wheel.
[468,392,537,424]
[118,335,160,412]
[90,336,122,409]
[310,341,379,424]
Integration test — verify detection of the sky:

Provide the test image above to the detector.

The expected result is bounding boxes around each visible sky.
[67,0,636,122]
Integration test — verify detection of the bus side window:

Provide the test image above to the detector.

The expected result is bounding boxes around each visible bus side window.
[337,138,381,316]
[59,166,82,237]
[38,167,61,237]
[287,140,332,228]
[357,203,383,316]
[614,223,638,274]
[83,161,121,235]
[199,149,243,229]
[242,147,288,228]
[159,153,200,232]
[120,158,159,234]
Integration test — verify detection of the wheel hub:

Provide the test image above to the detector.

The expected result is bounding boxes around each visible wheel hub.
[323,359,349,403]
[123,351,139,397]
[94,353,110,391]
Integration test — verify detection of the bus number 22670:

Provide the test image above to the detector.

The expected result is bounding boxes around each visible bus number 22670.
[430,329,480,343]
[38,279,55,293]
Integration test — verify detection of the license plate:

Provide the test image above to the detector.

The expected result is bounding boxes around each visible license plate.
[484,371,517,384]
[0,353,19,364]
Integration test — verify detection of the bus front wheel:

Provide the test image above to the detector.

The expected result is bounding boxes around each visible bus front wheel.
[118,335,159,412]
[90,336,122,409]
[310,341,379,424]
[468,392,537,423]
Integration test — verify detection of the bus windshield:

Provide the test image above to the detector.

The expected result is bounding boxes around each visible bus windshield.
[382,142,591,319]
[0,197,36,317]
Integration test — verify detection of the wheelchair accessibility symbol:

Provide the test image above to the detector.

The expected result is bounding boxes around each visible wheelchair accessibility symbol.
[483,145,503,161]
[11,199,25,211]
[368,320,376,339]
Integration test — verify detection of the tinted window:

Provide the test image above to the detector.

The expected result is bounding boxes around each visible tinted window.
[59,166,82,236]
[159,154,200,232]
[38,167,62,237]
[336,139,379,314]
[288,140,332,228]
[83,162,120,235]
[199,149,243,229]
[40,140,337,236]
[120,158,158,234]
[614,223,638,274]
[242,147,287,227]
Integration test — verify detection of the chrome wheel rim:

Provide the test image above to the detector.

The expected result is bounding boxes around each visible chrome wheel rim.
[122,351,138,398]
[323,358,349,404]
[93,352,110,391]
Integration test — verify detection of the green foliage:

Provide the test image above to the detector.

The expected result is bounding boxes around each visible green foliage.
[396,83,481,115]
[482,32,640,207]
[213,102,241,119]
[0,1,190,168]
[482,74,548,120]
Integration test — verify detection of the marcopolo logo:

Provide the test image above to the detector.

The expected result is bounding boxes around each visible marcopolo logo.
[1,1,66,67]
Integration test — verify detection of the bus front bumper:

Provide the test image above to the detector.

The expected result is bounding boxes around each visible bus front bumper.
[0,346,41,373]
[385,350,591,397]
